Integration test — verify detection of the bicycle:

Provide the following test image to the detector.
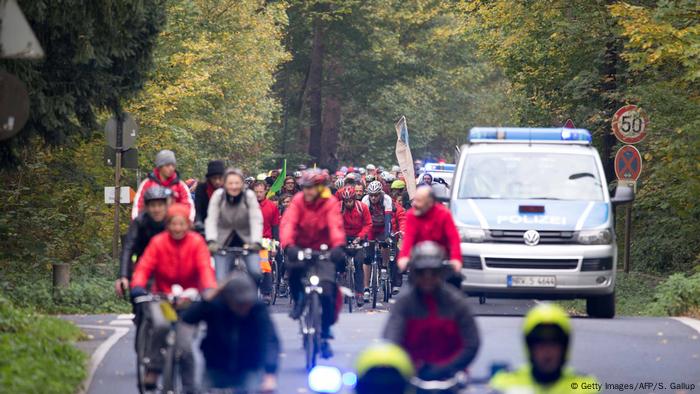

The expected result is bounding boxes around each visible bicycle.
[340,239,367,312]
[133,285,199,394]
[368,239,392,309]
[294,246,331,371]
[410,371,468,394]
[261,238,279,305]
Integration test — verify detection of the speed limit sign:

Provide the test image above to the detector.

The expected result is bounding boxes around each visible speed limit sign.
[612,105,649,144]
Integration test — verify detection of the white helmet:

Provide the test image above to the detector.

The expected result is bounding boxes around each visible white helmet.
[366,164,376,171]
[359,167,367,175]
[367,181,383,195]
[391,165,401,173]
[381,172,395,182]
[334,177,345,189]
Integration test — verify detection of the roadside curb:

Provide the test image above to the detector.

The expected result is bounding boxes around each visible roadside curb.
[672,317,700,335]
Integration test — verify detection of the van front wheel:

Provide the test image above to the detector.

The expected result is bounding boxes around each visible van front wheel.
[586,292,615,318]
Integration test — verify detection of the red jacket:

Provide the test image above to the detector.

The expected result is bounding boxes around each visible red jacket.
[259,198,281,239]
[399,203,461,262]
[341,200,372,239]
[280,191,346,250]
[132,168,195,221]
[392,201,407,234]
[131,231,216,294]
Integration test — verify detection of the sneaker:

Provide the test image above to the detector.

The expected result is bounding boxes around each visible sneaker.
[355,293,364,307]
[363,288,370,302]
[320,340,334,359]
[391,286,401,296]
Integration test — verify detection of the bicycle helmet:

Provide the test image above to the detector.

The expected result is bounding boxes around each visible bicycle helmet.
[244,176,255,184]
[365,174,376,183]
[298,168,329,187]
[410,241,446,270]
[381,172,395,183]
[391,180,406,190]
[356,342,414,394]
[344,173,357,186]
[366,164,376,171]
[341,187,356,200]
[367,181,383,195]
[391,165,401,173]
[359,167,367,175]
[144,186,171,202]
[523,303,572,359]
[334,177,345,190]
[293,171,302,179]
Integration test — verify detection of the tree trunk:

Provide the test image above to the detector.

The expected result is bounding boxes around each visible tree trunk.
[321,59,342,169]
[307,18,324,165]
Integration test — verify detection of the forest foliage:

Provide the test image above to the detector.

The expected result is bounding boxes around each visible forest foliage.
[0,0,698,297]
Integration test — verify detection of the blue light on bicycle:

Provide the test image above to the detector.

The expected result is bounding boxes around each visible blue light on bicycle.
[308,365,343,393]
[342,372,358,387]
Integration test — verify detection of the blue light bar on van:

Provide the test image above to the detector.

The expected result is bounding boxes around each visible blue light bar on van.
[425,163,456,172]
[468,127,592,144]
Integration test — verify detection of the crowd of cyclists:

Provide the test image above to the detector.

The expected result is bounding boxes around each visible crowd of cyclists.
[116,149,597,394]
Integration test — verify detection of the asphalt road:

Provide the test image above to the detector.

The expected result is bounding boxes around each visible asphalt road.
[65,295,700,394]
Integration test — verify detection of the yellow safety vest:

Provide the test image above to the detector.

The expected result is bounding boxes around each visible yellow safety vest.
[490,365,599,394]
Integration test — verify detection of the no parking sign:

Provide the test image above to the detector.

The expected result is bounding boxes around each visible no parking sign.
[614,145,642,182]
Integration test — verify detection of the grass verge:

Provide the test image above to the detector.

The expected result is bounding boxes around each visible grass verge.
[0,296,87,393]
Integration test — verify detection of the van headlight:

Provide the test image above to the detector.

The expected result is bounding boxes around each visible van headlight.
[459,227,485,243]
[577,229,613,245]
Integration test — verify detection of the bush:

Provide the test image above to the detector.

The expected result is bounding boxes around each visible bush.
[1,275,130,315]
[0,297,87,393]
[648,272,700,317]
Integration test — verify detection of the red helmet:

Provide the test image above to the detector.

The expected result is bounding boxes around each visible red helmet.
[340,187,356,200]
[298,168,329,187]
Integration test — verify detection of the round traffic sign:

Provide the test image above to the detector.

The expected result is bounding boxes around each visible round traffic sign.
[105,112,138,150]
[611,105,648,144]
[0,71,30,141]
[614,145,643,182]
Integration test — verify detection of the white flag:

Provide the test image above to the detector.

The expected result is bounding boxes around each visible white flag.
[395,116,417,199]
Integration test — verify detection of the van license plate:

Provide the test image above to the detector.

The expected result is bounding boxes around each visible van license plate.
[508,275,556,288]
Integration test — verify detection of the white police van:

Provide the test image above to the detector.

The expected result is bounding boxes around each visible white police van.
[449,127,634,318]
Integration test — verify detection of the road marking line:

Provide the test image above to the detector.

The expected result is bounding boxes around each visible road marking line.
[77,324,130,394]
[116,313,134,320]
[109,319,133,326]
[672,317,700,335]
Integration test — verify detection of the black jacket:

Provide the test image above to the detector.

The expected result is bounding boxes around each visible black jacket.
[182,297,280,375]
[194,181,212,224]
[119,212,165,278]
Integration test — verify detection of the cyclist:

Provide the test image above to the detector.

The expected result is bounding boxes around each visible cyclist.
[389,184,406,296]
[344,172,358,188]
[355,342,415,394]
[115,186,170,297]
[421,173,433,186]
[332,177,345,197]
[205,168,263,283]
[354,182,366,201]
[490,303,599,393]
[280,168,346,359]
[279,175,299,197]
[183,272,280,393]
[384,242,480,383]
[339,187,372,306]
[253,180,281,304]
[244,176,255,188]
[361,180,393,302]
[132,150,194,221]
[366,164,377,177]
[194,160,225,225]
[391,179,411,211]
[397,186,462,288]
[130,203,217,393]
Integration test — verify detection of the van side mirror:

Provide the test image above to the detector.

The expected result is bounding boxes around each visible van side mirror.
[436,195,450,204]
[611,185,635,205]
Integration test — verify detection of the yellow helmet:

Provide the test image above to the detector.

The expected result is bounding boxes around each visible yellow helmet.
[256,173,267,181]
[355,342,414,380]
[391,180,406,190]
[523,303,572,359]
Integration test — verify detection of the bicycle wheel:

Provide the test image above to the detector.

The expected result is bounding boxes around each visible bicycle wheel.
[347,259,354,313]
[160,330,177,394]
[135,318,151,394]
[305,293,320,371]
[371,264,378,309]
[271,257,278,305]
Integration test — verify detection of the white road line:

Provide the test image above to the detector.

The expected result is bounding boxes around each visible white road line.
[116,313,134,320]
[77,324,130,394]
[672,317,700,335]
[109,319,133,326]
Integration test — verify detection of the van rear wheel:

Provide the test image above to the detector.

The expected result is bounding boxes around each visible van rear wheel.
[586,292,615,318]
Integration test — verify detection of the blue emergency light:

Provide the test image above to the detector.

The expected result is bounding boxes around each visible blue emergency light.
[468,127,592,144]
[425,163,456,172]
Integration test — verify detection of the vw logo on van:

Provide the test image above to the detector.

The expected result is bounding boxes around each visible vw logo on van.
[523,230,540,246]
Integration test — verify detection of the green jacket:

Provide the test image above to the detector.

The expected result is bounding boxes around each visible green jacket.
[490,365,599,394]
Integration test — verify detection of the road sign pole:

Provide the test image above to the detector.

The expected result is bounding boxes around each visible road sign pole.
[623,204,632,273]
[112,110,123,264]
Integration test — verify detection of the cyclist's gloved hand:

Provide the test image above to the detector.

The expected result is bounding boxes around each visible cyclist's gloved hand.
[286,245,301,261]
[417,364,454,381]
[330,246,346,265]
[130,286,148,301]
[207,241,218,254]
[193,221,205,233]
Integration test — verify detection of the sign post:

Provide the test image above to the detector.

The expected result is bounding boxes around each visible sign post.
[612,105,647,274]
[112,112,123,264]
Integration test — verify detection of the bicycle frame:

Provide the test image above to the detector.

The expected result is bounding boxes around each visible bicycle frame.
[296,248,330,371]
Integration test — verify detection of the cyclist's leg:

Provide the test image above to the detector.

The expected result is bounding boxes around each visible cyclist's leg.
[175,321,198,393]
[363,243,374,291]
[213,253,229,283]
[143,302,170,377]
[353,249,366,294]
[318,260,338,339]
[244,252,263,283]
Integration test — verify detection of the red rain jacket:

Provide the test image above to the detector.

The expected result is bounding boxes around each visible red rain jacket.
[341,200,372,239]
[399,203,461,262]
[132,168,194,221]
[259,198,281,239]
[280,192,346,250]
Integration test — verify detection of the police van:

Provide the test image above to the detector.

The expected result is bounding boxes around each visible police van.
[449,127,634,318]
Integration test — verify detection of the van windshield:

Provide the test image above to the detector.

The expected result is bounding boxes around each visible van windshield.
[458,153,604,201]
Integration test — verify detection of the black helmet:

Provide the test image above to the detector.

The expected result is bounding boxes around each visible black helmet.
[144,186,171,202]
[410,241,446,270]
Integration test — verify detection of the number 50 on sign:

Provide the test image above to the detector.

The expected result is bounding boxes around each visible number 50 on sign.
[612,105,649,144]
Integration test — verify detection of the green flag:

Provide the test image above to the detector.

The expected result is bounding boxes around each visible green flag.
[267,159,287,198]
